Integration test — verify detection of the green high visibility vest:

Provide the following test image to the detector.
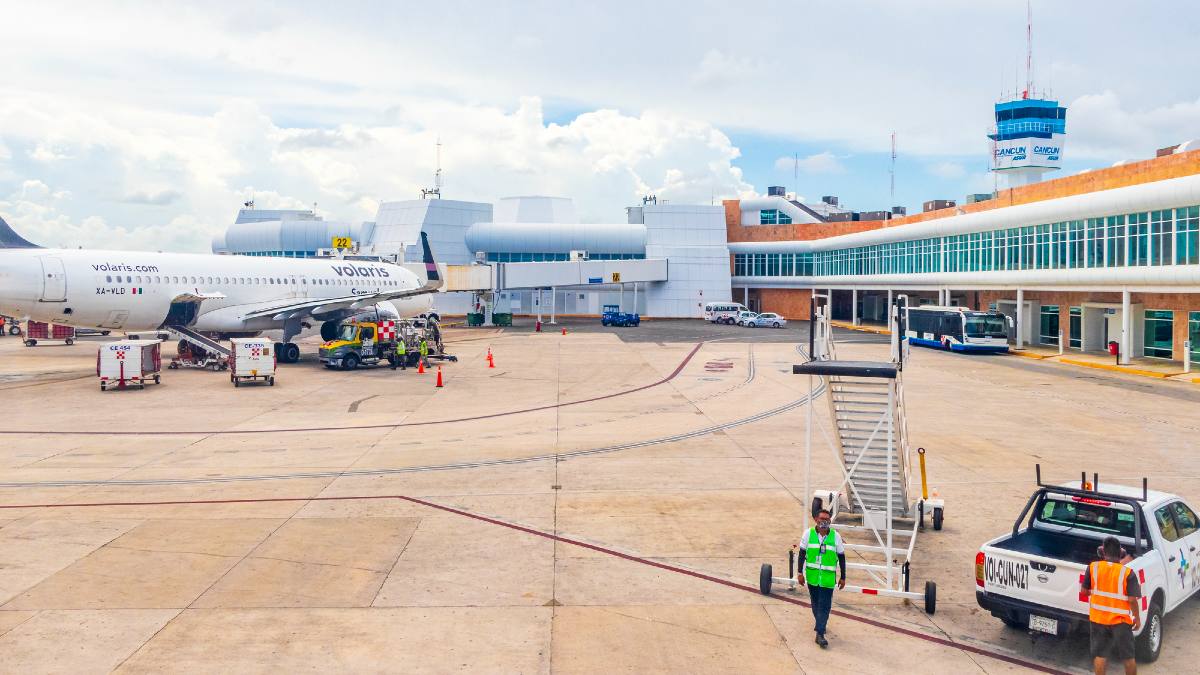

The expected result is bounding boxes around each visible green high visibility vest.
[395,340,406,355]
[804,528,839,588]
[419,340,428,356]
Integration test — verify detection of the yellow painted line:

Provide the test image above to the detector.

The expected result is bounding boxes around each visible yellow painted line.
[830,321,891,335]
[1009,350,1054,360]
[1058,358,1177,379]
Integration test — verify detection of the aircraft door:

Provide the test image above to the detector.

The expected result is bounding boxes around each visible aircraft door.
[39,257,67,301]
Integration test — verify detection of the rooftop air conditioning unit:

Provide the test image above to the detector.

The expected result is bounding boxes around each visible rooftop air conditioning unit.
[475,251,488,264]
[570,250,589,261]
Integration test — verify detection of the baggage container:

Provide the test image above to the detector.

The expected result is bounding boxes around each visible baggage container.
[97,340,162,390]
[230,337,276,386]
[25,320,75,346]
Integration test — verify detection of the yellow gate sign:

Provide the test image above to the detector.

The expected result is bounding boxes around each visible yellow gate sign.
[331,236,353,249]
[611,272,622,283]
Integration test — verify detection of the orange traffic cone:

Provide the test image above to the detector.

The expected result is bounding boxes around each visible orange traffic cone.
[561,327,567,335]
[417,360,425,374]
[487,353,495,368]
[435,366,443,387]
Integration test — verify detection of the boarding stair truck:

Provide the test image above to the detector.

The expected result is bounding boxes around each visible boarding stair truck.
[414,316,457,363]
[759,294,943,614]
[229,337,276,387]
[976,466,1200,663]
[24,320,75,346]
[97,339,162,391]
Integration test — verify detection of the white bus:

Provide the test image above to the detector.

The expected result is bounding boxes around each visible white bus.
[704,302,747,324]
[904,306,1010,353]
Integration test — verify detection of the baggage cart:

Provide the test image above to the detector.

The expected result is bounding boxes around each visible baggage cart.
[24,320,75,346]
[230,338,276,387]
[97,340,162,391]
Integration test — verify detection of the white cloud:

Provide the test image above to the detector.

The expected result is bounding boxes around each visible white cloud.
[1067,90,1200,161]
[774,152,846,175]
[926,161,966,180]
[0,95,751,251]
[691,49,764,88]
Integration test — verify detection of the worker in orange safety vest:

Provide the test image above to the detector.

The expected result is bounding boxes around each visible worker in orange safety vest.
[1081,536,1141,675]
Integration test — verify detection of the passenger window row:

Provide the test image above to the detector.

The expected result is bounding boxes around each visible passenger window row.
[100,274,401,288]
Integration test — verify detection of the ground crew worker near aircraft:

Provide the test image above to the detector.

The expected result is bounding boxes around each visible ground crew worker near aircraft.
[801,509,847,648]
[418,337,429,368]
[1082,536,1141,675]
[391,336,407,371]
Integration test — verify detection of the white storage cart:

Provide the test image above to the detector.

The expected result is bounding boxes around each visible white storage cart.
[97,340,162,391]
[230,337,276,387]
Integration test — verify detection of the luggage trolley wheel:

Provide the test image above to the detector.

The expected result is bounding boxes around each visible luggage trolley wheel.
[65,338,74,346]
[268,376,275,386]
[924,581,937,614]
[759,563,773,595]
[153,375,160,384]
[24,339,35,347]
[932,507,944,531]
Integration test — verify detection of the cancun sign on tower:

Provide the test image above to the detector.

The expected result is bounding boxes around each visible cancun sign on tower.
[991,135,1066,171]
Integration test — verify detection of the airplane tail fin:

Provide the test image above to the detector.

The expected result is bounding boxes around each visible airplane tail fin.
[419,231,440,283]
[0,216,40,249]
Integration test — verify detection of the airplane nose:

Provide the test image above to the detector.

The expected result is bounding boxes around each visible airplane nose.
[0,254,40,314]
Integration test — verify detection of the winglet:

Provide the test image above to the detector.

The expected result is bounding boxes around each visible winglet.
[420,231,440,282]
[0,216,41,249]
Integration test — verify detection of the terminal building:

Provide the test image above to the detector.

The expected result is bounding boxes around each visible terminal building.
[212,102,1200,367]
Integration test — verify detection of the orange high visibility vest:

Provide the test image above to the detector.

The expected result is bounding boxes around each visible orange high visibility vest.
[1088,561,1133,625]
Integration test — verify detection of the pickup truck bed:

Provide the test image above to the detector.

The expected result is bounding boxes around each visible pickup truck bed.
[993,529,1111,566]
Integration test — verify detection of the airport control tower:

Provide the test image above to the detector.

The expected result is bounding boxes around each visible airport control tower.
[988,96,1067,188]
[988,3,1067,189]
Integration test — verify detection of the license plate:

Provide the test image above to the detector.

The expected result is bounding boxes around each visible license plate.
[1029,615,1057,635]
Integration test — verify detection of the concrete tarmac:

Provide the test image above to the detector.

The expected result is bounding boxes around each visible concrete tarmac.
[0,319,1196,673]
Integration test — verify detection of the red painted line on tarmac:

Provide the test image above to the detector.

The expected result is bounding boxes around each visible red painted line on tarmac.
[0,492,1069,674]
[0,342,704,436]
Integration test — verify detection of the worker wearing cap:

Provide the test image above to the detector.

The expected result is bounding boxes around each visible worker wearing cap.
[1082,536,1141,675]
[390,336,407,370]
[801,508,847,648]
[418,337,429,367]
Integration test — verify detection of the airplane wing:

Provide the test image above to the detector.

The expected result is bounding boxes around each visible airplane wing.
[241,231,444,321]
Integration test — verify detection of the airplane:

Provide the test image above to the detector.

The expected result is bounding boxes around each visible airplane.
[0,215,442,363]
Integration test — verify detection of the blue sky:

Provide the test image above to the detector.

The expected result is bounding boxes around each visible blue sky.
[1,1,1198,250]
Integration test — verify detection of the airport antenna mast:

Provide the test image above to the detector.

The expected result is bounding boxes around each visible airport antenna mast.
[422,138,443,199]
[1024,0,1033,98]
[889,132,896,207]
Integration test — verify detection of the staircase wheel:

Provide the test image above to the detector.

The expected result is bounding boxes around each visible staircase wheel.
[924,581,937,614]
[759,564,773,595]
[932,507,944,531]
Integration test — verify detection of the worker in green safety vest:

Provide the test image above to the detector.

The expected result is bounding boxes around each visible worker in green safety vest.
[801,508,846,648]
[418,337,429,367]
[390,337,407,370]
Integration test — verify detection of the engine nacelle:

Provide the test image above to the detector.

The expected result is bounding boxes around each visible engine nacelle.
[320,320,341,342]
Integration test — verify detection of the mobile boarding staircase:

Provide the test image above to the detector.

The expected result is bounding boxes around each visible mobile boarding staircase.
[165,324,230,370]
[759,294,943,614]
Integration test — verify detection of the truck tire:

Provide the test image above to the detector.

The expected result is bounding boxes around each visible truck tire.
[932,507,944,531]
[1135,597,1163,663]
[759,563,773,595]
[342,353,360,371]
[924,581,937,614]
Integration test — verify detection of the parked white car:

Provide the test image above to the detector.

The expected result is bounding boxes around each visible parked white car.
[734,311,759,327]
[751,312,787,328]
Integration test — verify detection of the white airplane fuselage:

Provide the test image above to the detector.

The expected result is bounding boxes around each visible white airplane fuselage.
[0,248,433,337]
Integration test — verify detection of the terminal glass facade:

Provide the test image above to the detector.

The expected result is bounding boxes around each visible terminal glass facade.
[733,204,1200,278]
[1143,310,1174,359]
[1039,305,1060,346]
[485,252,644,262]
[1190,311,1200,365]
[760,209,792,225]
[1069,307,1082,349]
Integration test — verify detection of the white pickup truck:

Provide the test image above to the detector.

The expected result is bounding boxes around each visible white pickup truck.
[975,469,1200,663]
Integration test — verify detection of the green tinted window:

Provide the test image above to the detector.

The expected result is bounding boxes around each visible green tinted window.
[1144,310,1174,359]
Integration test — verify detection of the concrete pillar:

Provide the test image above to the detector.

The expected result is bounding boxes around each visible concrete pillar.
[549,287,556,324]
[632,282,638,316]
[1121,290,1132,365]
[851,288,860,325]
[886,289,894,330]
[1015,288,1024,349]
[743,286,749,307]
[620,284,625,312]
[536,289,543,323]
